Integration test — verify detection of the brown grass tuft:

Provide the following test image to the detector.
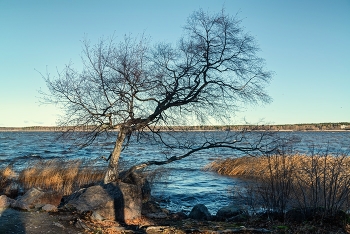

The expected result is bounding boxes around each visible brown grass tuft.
[205,154,350,178]
[206,154,350,215]
[0,165,19,197]
[17,159,105,195]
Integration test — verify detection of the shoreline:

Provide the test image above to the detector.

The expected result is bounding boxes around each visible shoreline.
[1,122,349,132]
[0,129,349,132]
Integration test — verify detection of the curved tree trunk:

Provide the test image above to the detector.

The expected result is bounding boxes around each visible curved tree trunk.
[104,129,127,184]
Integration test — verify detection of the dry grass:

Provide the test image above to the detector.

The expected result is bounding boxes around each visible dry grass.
[0,165,16,197]
[206,154,350,178]
[16,159,104,196]
[206,154,350,216]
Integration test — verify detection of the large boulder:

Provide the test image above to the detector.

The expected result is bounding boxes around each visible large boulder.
[189,204,212,220]
[64,181,142,222]
[121,172,151,202]
[11,187,62,211]
[216,205,248,221]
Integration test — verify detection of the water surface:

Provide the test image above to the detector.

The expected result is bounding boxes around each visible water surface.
[0,131,349,213]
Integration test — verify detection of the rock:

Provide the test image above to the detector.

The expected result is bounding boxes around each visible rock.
[109,226,127,232]
[11,187,62,210]
[142,201,162,214]
[52,221,65,229]
[286,207,325,223]
[216,205,246,221]
[42,204,58,212]
[121,172,151,202]
[75,218,91,230]
[146,212,168,219]
[142,201,169,219]
[0,195,15,209]
[11,199,31,210]
[189,204,212,220]
[145,226,179,234]
[91,211,105,221]
[227,213,250,222]
[1,181,20,198]
[169,211,188,220]
[117,182,142,222]
[65,181,142,222]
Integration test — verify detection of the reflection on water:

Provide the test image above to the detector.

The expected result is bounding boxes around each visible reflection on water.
[0,131,349,213]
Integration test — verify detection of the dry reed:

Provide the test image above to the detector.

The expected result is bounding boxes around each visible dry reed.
[17,159,105,195]
[206,154,350,215]
[0,165,15,188]
[206,154,350,179]
[0,165,19,197]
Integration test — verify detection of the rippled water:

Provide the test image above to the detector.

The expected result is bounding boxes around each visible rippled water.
[0,131,349,213]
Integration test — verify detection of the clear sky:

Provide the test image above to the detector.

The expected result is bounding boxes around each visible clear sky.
[0,0,349,127]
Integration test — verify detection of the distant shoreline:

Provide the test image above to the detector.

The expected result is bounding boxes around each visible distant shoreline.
[0,122,349,132]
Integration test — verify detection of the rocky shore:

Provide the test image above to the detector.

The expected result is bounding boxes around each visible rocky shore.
[1,183,350,234]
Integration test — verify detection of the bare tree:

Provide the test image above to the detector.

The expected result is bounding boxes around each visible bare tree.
[41,9,273,184]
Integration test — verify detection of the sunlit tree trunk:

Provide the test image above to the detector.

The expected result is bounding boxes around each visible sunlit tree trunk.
[104,129,127,184]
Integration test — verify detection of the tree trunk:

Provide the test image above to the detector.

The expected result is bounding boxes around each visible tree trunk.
[104,129,127,184]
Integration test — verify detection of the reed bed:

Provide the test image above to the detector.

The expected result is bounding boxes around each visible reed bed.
[0,165,17,196]
[206,154,350,215]
[206,154,350,178]
[0,165,16,185]
[0,159,105,196]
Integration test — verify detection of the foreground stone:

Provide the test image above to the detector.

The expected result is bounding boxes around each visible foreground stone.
[41,204,58,212]
[142,200,170,219]
[216,205,249,221]
[145,226,185,234]
[0,195,15,209]
[64,181,142,222]
[189,204,212,220]
[11,188,62,211]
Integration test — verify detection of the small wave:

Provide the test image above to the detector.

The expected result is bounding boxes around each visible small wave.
[15,154,43,160]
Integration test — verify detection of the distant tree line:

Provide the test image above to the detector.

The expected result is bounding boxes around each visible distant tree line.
[1,122,349,132]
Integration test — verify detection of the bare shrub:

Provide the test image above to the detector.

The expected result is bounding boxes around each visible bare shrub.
[206,153,350,219]
[293,153,350,216]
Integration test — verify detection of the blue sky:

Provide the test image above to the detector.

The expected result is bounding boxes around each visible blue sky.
[0,0,349,127]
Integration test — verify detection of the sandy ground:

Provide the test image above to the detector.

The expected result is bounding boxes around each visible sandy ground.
[0,208,84,234]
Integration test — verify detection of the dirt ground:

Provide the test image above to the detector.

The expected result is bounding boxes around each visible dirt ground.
[1,208,350,234]
[0,208,84,234]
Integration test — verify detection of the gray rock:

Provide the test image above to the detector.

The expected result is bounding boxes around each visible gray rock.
[169,212,187,220]
[11,199,31,211]
[142,201,165,214]
[42,204,58,212]
[52,221,65,229]
[65,181,142,222]
[189,204,211,220]
[121,172,151,202]
[216,205,246,221]
[145,212,168,219]
[227,213,250,222]
[145,226,177,234]
[142,201,169,219]
[11,187,62,211]
[0,195,15,209]
[91,211,105,221]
